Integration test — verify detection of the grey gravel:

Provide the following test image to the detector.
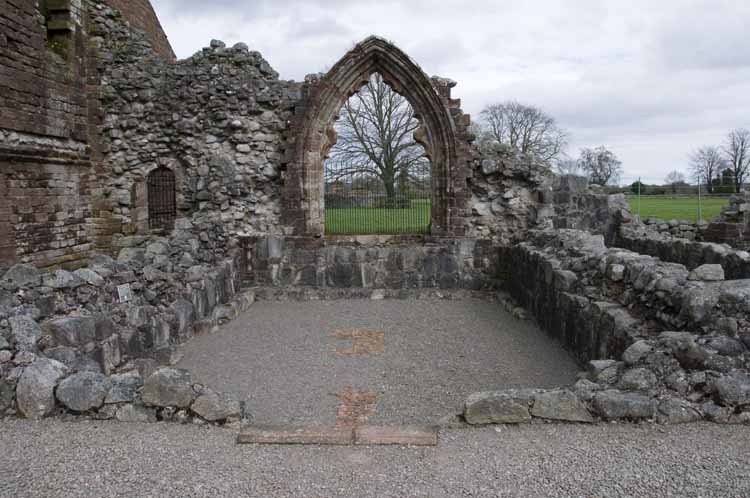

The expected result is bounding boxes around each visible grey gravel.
[177,298,579,425]
[1,419,749,498]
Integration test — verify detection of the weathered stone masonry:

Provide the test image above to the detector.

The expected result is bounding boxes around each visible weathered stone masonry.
[2,0,750,427]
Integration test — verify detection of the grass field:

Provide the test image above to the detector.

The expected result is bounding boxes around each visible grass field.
[325,199,430,234]
[627,196,729,222]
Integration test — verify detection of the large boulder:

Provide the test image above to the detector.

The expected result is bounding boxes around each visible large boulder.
[73,268,105,287]
[712,373,750,406]
[1,264,42,289]
[43,270,85,289]
[141,368,195,408]
[9,315,41,352]
[617,368,658,391]
[16,358,68,419]
[622,340,654,365]
[592,390,657,420]
[530,389,593,423]
[657,398,702,424]
[44,316,97,347]
[191,389,241,421]
[464,390,536,424]
[688,264,725,281]
[105,371,143,404]
[56,371,111,412]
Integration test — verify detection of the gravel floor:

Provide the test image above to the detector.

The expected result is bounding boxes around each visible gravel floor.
[1,419,748,498]
[177,298,579,424]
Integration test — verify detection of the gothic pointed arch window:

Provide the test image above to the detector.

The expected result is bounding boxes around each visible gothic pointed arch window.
[147,167,176,230]
[283,36,473,238]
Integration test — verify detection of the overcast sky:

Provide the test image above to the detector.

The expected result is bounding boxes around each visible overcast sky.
[151,0,749,185]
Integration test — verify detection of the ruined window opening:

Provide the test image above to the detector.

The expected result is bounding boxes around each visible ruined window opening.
[39,0,75,60]
[324,73,432,235]
[147,167,177,231]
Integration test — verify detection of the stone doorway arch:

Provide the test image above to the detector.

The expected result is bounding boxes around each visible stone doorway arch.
[283,36,474,238]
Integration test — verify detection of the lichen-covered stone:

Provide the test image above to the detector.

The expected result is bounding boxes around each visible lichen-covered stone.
[592,390,656,420]
[56,372,111,412]
[9,315,41,352]
[1,264,42,289]
[191,389,241,421]
[712,373,750,406]
[105,371,143,404]
[16,358,68,419]
[530,389,593,423]
[141,368,195,408]
[464,390,536,424]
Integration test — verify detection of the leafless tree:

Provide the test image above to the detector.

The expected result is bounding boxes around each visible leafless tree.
[478,101,567,164]
[723,128,750,193]
[689,145,725,194]
[325,73,429,203]
[577,146,622,186]
[554,156,583,176]
[664,170,686,193]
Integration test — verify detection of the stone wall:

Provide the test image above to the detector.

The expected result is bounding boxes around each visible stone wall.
[0,219,253,419]
[245,236,500,292]
[1,0,97,271]
[94,18,301,248]
[477,228,750,425]
[101,0,175,61]
[616,223,750,280]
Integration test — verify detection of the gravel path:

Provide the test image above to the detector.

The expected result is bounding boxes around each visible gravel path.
[1,419,748,498]
[177,298,579,424]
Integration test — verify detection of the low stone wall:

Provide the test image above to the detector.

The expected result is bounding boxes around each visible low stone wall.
[479,228,750,425]
[0,220,252,419]
[243,236,501,291]
[641,217,707,240]
[617,223,750,279]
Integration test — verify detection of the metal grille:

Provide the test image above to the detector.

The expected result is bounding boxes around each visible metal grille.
[324,162,432,235]
[147,167,176,230]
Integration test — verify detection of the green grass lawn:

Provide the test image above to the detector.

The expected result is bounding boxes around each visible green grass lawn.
[627,196,729,223]
[325,200,431,235]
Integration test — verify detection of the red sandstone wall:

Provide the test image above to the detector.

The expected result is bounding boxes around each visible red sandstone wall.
[0,0,89,140]
[103,0,175,61]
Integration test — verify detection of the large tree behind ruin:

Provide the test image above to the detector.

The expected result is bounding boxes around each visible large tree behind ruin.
[325,73,428,203]
[477,101,568,165]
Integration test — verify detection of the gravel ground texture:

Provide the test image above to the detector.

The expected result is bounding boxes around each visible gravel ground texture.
[177,298,580,424]
[1,419,748,498]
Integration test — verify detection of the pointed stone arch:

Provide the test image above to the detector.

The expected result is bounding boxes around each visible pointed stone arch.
[283,36,474,238]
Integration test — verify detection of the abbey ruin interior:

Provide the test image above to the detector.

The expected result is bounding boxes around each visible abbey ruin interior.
[1,0,750,435]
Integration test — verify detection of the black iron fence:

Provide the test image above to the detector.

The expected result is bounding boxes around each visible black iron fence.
[324,162,432,235]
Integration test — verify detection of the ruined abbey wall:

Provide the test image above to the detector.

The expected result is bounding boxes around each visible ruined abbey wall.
[0,0,174,273]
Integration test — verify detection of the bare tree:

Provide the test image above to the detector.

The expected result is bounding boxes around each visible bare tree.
[554,157,583,176]
[478,101,567,164]
[326,73,428,204]
[689,146,725,194]
[577,146,622,186]
[664,170,686,194]
[724,128,750,193]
